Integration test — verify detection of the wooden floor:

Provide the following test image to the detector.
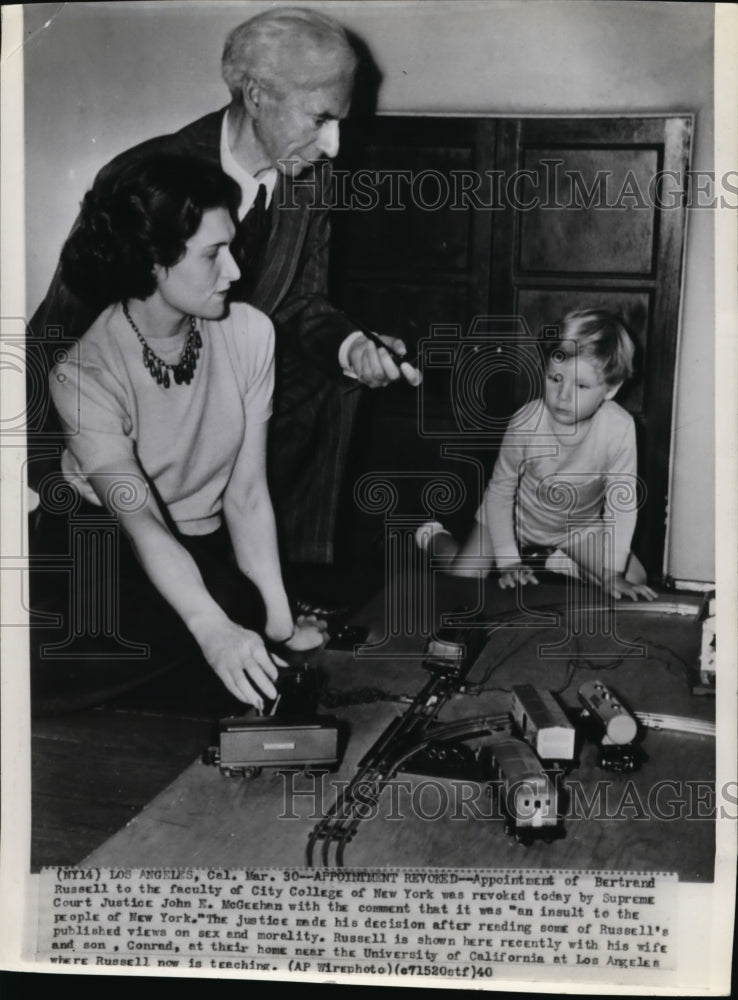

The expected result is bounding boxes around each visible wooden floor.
[30,561,382,870]
[32,678,222,869]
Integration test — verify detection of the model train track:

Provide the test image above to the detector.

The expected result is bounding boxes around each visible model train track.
[305,599,714,866]
[636,712,716,737]
[306,711,512,867]
[306,618,495,866]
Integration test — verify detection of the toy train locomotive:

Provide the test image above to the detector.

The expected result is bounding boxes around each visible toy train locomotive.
[409,635,574,845]
[482,685,572,844]
[480,737,564,845]
[479,679,642,842]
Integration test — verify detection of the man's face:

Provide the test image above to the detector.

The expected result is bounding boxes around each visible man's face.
[254,78,353,176]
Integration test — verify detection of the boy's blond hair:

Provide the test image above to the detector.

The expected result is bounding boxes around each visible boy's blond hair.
[544,309,635,386]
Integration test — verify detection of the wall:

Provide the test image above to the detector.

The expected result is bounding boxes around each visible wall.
[22,0,716,582]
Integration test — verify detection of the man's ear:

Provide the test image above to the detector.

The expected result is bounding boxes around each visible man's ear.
[241,77,264,118]
[604,381,623,400]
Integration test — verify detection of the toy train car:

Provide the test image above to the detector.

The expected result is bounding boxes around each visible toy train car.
[510,684,576,765]
[578,680,637,744]
[423,615,489,676]
[481,737,564,844]
[203,716,339,779]
[424,635,465,670]
[578,680,641,772]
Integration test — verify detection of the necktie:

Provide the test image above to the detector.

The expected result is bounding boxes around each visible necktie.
[230,183,270,299]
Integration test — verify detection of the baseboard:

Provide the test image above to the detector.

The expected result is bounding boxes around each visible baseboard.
[664,577,716,593]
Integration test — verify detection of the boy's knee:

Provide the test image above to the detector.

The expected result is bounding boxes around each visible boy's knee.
[416,520,454,554]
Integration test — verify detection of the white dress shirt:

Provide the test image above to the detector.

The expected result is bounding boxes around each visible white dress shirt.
[220,112,363,375]
[220,114,278,219]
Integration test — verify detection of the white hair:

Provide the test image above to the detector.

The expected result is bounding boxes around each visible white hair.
[222,7,357,101]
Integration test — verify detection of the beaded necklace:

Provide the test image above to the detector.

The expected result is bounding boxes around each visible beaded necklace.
[122,303,202,388]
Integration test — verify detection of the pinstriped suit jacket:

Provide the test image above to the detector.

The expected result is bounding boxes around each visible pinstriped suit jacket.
[29,108,362,564]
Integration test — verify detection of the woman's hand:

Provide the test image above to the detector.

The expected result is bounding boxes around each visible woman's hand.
[200,620,284,708]
[283,614,328,652]
[498,564,539,590]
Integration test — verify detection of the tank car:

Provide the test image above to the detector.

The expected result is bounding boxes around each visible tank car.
[578,680,641,772]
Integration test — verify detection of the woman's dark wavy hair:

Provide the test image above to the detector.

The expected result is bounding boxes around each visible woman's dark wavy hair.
[61,154,242,309]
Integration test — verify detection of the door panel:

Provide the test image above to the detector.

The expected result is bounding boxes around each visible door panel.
[345,144,475,273]
[519,147,660,275]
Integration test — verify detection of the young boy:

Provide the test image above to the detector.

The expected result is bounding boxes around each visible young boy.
[418,310,657,602]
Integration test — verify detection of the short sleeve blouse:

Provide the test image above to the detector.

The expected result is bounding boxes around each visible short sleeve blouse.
[50,302,275,535]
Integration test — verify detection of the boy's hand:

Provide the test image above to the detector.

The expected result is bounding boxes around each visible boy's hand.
[498,564,539,590]
[606,572,658,602]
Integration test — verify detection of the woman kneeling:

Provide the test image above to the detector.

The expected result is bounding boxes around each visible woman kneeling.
[44,154,323,708]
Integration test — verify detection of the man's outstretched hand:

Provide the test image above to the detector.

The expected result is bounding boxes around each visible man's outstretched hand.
[348,333,422,389]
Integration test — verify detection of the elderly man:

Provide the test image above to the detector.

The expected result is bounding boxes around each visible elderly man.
[29,7,419,572]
